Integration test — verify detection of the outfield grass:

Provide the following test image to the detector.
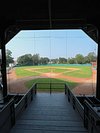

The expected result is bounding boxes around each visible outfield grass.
[25,78,78,91]
[63,66,92,78]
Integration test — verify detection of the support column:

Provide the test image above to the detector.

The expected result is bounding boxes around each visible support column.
[96,29,100,99]
[0,30,7,99]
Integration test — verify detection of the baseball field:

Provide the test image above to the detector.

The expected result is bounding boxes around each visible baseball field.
[15,65,92,79]
[7,64,96,94]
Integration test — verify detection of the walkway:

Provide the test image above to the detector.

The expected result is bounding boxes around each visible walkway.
[10,93,88,133]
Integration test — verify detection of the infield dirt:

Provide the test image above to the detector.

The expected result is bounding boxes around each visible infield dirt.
[7,67,96,95]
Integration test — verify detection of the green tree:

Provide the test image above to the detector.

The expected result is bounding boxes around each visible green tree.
[6,49,14,66]
[87,52,97,63]
[40,57,50,65]
[67,57,76,64]
[75,54,84,64]
[32,54,40,65]
[51,58,59,64]
[17,54,33,66]
[84,56,90,64]
[59,57,67,64]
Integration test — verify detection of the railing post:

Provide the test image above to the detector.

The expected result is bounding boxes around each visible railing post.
[84,101,88,129]
[10,100,15,127]
[68,90,70,102]
[72,97,75,110]
[25,96,27,108]
[65,84,67,95]
[89,116,94,133]
[1,30,8,100]
[35,83,37,94]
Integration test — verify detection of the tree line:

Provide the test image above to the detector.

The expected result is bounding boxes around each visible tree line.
[6,49,97,66]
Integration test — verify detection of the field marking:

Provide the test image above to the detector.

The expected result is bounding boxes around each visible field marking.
[56,69,79,75]
[24,67,80,76]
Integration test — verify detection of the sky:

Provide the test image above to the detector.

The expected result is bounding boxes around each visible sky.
[6,29,98,60]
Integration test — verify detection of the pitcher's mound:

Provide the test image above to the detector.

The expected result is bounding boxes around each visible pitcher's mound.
[42,72,58,77]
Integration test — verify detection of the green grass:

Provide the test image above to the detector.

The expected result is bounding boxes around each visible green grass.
[63,66,92,78]
[53,68,68,73]
[15,67,40,77]
[15,65,92,78]
[25,78,78,91]
[34,68,51,73]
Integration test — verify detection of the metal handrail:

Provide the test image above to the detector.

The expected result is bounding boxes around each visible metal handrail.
[65,83,100,133]
[0,98,15,129]
[84,100,100,123]
[0,83,36,133]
